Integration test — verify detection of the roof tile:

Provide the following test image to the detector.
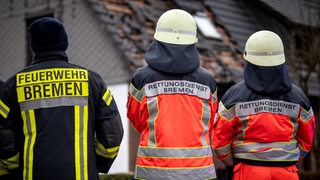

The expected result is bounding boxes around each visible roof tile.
[93,0,248,84]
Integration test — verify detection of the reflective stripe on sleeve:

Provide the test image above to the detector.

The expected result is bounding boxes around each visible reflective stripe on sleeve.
[218,102,235,121]
[102,88,113,106]
[222,153,234,166]
[129,83,145,102]
[300,107,314,122]
[1,153,19,170]
[212,89,217,102]
[95,140,120,159]
[298,144,309,158]
[215,142,232,156]
[0,153,19,176]
[0,164,9,176]
[0,100,10,118]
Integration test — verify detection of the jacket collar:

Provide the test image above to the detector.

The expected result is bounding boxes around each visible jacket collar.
[244,62,292,97]
[33,51,68,64]
[145,40,199,74]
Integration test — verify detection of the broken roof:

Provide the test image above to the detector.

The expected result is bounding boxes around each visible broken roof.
[87,0,319,96]
[88,0,245,84]
[258,0,320,27]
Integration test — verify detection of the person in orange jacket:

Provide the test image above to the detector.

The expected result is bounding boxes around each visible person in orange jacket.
[127,9,218,180]
[213,30,315,180]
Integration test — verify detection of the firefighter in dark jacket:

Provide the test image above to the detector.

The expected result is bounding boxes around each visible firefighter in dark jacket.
[213,30,315,180]
[1,79,19,180]
[0,17,124,180]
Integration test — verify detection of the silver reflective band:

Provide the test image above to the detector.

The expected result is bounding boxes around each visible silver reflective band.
[137,146,213,158]
[233,142,297,153]
[129,83,145,102]
[147,97,157,147]
[19,97,88,110]
[156,27,196,36]
[136,165,216,180]
[233,142,300,161]
[300,107,314,122]
[215,142,232,156]
[218,102,235,121]
[235,147,300,161]
[246,50,284,56]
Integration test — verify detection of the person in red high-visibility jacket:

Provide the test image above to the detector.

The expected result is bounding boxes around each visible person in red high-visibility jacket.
[213,30,316,180]
[127,9,218,180]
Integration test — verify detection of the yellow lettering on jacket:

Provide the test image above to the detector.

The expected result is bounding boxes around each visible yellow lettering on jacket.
[16,68,89,102]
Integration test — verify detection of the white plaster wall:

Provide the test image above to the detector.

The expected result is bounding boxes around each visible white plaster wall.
[108,83,130,173]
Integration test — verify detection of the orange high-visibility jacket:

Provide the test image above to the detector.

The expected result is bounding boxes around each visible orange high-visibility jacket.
[127,41,218,180]
[213,63,315,167]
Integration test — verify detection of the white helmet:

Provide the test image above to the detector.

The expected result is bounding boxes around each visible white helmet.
[154,9,198,45]
[244,30,285,66]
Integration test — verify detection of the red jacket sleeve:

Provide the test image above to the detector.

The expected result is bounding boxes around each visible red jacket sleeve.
[127,83,145,133]
[213,101,238,166]
[295,106,316,160]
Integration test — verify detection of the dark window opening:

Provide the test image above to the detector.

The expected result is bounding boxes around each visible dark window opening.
[294,33,304,50]
[26,13,53,66]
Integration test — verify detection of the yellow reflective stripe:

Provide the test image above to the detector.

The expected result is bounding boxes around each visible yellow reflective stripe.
[74,105,88,180]
[0,109,7,119]
[83,106,88,180]
[22,111,27,179]
[74,106,81,180]
[0,100,9,111]
[0,100,10,118]
[102,88,113,106]
[1,153,19,170]
[0,168,9,176]
[95,140,119,158]
[22,110,36,180]
[0,160,9,175]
